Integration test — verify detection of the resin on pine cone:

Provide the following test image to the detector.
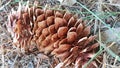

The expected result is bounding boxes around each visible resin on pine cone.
[7,3,100,68]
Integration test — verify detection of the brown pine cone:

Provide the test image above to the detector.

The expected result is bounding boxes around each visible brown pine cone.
[7,2,100,68]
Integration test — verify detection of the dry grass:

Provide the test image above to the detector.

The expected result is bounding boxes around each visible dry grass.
[0,0,120,68]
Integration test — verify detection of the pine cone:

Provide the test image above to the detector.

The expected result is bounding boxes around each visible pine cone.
[7,2,100,68]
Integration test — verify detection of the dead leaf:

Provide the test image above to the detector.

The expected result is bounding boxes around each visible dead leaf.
[100,28,120,54]
[58,0,77,6]
[110,0,120,4]
[55,62,64,68]
[0,0,1,6]
[37,53,49,60]
[101,28,120,43]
